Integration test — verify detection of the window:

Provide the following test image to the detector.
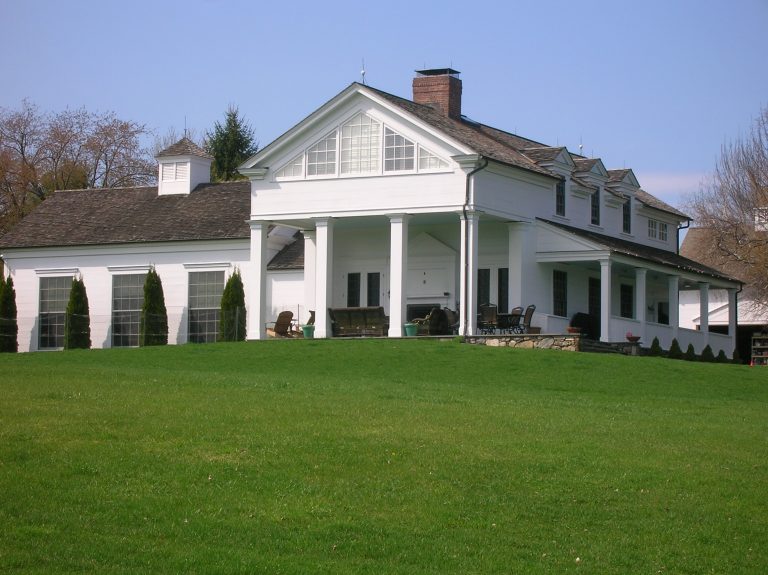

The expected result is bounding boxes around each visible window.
[161,162,188,181]
[622,199,632,234]
[553,270,567,317]
[341,113,380,175]
[497,268,509,313]
[384,128,415,171]
[39,276,72,349]
[275,154,303,179]
[418,147,448,170]
[555,180,566,217]
[112,274,146,347]
[477,268,491,309]
[367,272,380,307]
[620,284,633,318]
[590,187,600,225]
[648,219,668,241]
[307,132,337,176]
[188,271,225,343]
[347,273,361,307]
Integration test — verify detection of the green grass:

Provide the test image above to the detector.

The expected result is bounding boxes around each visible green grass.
[1,340,767,574]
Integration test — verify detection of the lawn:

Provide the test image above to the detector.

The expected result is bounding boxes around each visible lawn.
[1,340,766,574]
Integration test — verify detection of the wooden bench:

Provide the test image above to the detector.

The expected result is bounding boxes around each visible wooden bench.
[328,307,389,337]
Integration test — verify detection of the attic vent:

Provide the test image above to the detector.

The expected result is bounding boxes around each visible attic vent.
[161,161,189,182]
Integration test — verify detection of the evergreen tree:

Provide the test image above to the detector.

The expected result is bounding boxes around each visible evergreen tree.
[140,267,168,346]
[715,350,729,363]
[684,343,697,361]
[649,336,663,356]
[732,347,741,364]
[219,269,246,342]
[0,276,18,353]
[204,106,258,181]
[64,276,91,349]
[700,345,715,363]
[668,338,683,359]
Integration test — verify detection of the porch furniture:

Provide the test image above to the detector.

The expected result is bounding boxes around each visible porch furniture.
[443,308,460,335]
[266,311,295,338]
[569,312,596,339]
[479,304,498,334]
[328,306,389,337]
[520,304,536,334]
[501,306,524,334]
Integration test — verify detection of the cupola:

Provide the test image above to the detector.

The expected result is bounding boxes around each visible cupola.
[155,137,213,195]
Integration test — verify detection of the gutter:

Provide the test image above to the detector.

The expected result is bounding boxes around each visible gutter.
[676,218,690,255]
[461,156,489,336]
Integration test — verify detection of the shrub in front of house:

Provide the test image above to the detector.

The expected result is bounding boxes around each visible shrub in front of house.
[0,276,18,353]
[649,337,663,356]
[219,269,246,342]
[715,349,729,363]
[140,267,168,346]
[700,345,715,363]
[684,343,697,361]
[64,277,91,349]
[668,338,683,359]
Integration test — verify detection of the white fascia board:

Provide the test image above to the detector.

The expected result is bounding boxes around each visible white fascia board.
[536,249,612,263]
[251,204,468,222]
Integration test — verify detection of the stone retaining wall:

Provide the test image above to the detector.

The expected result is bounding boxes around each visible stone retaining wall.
[465,334,579,351]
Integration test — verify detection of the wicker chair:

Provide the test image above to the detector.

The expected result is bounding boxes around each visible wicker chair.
[479,304,498,334]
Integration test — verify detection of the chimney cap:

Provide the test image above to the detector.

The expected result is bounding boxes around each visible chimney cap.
[415,68,461,78]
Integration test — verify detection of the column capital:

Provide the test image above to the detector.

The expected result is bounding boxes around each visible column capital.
[301,229,316,240]
[248,219,270,231]
[387,213,412,224]
[635,267,647,277]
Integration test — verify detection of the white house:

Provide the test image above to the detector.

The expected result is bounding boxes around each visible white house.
[0,69,741,355]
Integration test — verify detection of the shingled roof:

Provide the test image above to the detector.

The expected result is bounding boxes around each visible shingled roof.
[267,232,304,270]
[0,181,250,249]
[540,218,739,284]
[156,137,213,159]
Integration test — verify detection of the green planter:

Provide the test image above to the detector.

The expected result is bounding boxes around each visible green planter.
[404,323,418,337]
[301,325,315,339]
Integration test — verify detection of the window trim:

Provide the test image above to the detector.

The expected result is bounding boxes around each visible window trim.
[38,276,73,350]
[188,270,225,344]
[622,199,632,234]
[590,187,601,226]
[553,269,568,317]
[555,180,566,217]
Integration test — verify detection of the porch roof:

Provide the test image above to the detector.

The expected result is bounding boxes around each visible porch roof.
[538,218,742,285]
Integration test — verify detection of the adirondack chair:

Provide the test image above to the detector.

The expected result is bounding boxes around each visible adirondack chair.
[266,311,295,338]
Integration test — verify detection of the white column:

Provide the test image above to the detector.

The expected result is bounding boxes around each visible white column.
[668,275,680,340]
[599,259,612,342]
[507,222,528,308]
[698,282,710,338]
[635,268,647,341]
[248,221,269,340]
[727,288,738,357]
[302,230,316,324]
[314,218,334,338]
[388,214,410,337]
[460,211,480,335]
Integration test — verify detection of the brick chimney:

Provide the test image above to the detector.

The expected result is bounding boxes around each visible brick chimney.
[412,68,462,119]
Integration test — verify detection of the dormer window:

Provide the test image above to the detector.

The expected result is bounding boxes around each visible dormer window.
[648,219,668,241]
[590,187,601,225]
[622,198,632,233]
[555,180,566,217]
[161,162,189,182]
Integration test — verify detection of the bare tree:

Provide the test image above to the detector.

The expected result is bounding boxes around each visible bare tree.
[688,106,768,310]
[0,102,156,234]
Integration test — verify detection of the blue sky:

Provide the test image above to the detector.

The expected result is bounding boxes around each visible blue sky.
[2,0,766,208]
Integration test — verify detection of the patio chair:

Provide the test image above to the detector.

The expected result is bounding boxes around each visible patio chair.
[266,310,295,338]
[519,304,536,334]
[443,308,460,335]
[479,303,498,334]
[506,306,524,334]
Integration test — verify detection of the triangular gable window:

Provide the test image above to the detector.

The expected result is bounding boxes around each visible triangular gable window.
[276,154,304,179]
[384,127,415,172]
[418,147,448,171]
[341,113,380,175]
[307,132,337,176]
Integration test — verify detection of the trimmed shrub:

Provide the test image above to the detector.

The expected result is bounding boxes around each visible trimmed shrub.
[64,277,91,349]
[700,345,715,363]
[140,267,168,346]
[219,269,246,342]
[649,336,663,356]
[684,343,697,361]
[732,348,741,364]
[668,338,683,359]
[0,276,18,353]
[716,350,729,363]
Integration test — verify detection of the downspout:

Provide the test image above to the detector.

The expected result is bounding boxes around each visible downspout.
[462,157,489,336]
[676,218,690,255]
